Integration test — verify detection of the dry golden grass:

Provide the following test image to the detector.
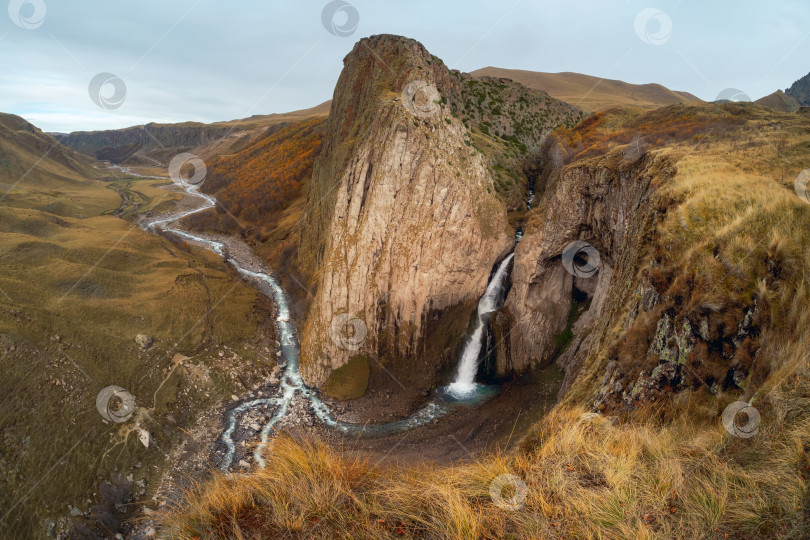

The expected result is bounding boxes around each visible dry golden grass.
[470,68,701,112]
[159,103,810,539]
[159,360,809,539]
[0,116,269,536]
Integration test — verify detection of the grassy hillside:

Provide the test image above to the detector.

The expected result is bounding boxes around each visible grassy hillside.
[0,114,268,537]
[756,90,801,112]
[472,67,702,112]
[177,117,326,321]
[195,117,325,232]
[159,104,810,539]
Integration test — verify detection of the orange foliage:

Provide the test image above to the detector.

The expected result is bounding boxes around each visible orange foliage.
[207,117,325,227]
[553,105,747,162]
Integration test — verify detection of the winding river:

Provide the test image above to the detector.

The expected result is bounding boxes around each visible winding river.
[140,174,514,471]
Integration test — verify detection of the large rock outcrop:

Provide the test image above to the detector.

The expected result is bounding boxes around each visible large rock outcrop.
[503,145,666,393]
[297,35,583,391]
[503,104,777,407]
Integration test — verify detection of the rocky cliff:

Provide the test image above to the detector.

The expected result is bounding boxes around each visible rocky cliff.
[61,122,237,162]
[504,145,665,393]
[297,35,583,391]
[502,102,799,409]
[785,70,810,106]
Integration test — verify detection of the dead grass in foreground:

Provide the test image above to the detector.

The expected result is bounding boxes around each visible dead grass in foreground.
[158,104,810,539]
[159,360,809,539]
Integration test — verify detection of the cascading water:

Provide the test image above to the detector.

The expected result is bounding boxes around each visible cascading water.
[136,169,521,470]
[139,173,454,470]
[444,253,514,399]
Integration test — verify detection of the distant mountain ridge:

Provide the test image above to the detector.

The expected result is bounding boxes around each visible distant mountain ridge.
[58,101,331,165]
[471,67,702,111]
[785,71,810,106]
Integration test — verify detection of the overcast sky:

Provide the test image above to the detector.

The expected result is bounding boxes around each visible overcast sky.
[1,0,808,133]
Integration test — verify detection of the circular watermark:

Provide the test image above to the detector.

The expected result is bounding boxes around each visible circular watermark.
[624,134,647,161]
[561,241,601,278]
[88,73,127,110]
[401,80,441,119]
[321,0,359,37]
[721,401,760,438]
[329,313,367,351]
[168,153,207,185]
[489,473,528,511]
[96,385,136,423]
[8,0,46,30]
[715,88,751,103]
[634,8,672,46]
[794,169,810,204]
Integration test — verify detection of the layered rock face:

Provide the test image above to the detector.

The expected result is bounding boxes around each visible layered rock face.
[504,151,664,392]
[298,35,582,390]
[502,104,772,406]
[61,123,236,161]
[298,36,510,388]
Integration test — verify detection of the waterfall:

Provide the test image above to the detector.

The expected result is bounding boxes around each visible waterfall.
[446,253,514,397]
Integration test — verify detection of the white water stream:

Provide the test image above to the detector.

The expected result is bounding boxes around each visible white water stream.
[445,253,514,398]
[140,176,457,470]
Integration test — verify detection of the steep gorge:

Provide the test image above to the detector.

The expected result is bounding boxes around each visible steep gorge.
[297,35,584,392]
[501,103,807,412]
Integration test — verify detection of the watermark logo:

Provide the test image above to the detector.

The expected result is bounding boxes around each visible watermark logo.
[489,473,528,511]
[561,241,601,278]
[329,313,367,350]
[794,169,810,204]
[96,385,136,423]
[401,80,441,119]
[88,73,127,110]
[634,8,672,46]
[624,134,647,161]
[721,401,760,438]
[168,153,207,185]
[321,0,359,37]
[715,88,751,103]
[8,0,46,30]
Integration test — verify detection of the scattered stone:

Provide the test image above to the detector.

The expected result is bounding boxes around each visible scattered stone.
[135,334,153,350]
[231,395,239,401]
[139,429,150,448]
[238,460,250,469]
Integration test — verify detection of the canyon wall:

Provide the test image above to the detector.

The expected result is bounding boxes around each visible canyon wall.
[504,150,664,393]
[503,104,777,409]
[297,35,583,391]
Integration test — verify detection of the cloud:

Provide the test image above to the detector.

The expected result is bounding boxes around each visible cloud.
[1,0,808,132]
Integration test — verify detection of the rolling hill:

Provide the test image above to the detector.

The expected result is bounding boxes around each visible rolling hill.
[0,112,267,537]
[755,89,801,112]
[471,67,702,111]
[58,101,331,167]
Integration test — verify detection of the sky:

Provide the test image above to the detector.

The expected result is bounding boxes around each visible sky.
[1,0,808,133]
